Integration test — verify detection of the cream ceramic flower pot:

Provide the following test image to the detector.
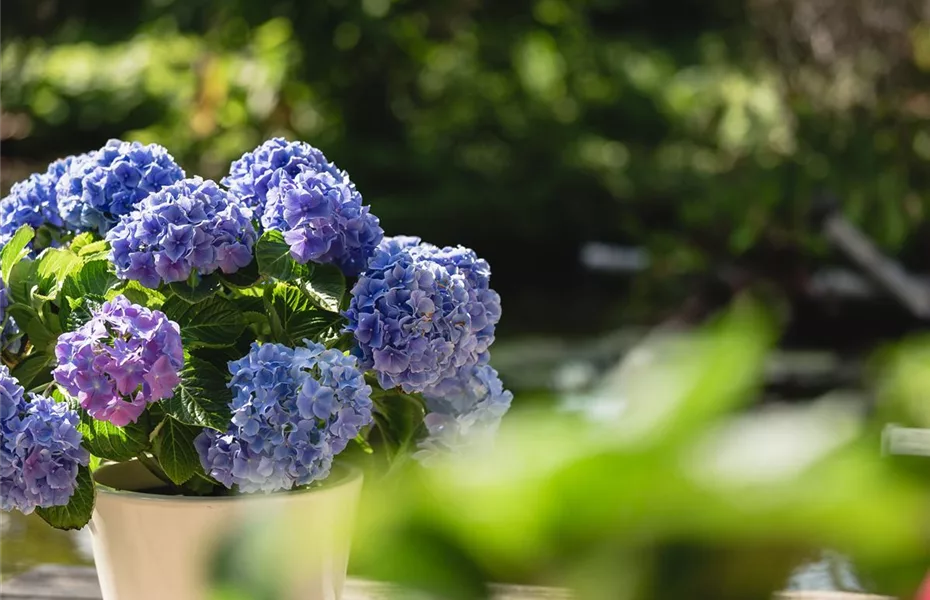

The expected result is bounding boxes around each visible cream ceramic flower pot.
[89,461,363,600]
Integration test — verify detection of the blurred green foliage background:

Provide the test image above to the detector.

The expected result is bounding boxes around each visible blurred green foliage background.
[209,303,930,599]
[4,0,930,336]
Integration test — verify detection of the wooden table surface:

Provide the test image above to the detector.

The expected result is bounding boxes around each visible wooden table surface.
[0,565,572,600]
[0,565,896,600]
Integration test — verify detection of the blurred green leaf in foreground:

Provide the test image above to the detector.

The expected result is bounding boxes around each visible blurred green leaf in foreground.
[214,300,929,599]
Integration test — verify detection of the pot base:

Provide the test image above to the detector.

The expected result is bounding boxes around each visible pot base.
[89,461,363,600]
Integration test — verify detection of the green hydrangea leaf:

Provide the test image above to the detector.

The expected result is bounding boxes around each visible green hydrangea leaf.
[167,272,223,303]
[152,417,202,486]
[218,259,261,288]
[1,225,35,282]
[36,466,95,530]
[10,352,54,391]
[297,263,345,313]
[162,354,231,432]
[62,394,152,462]
[68,232,96,254]
[35,247,82,298]
[161,296,247,348]
[62,259,119,299]
[255,230,312,281]
[264,283,345,346]
[107,280,166,309]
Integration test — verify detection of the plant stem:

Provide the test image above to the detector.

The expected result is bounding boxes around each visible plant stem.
[35,379,57,397]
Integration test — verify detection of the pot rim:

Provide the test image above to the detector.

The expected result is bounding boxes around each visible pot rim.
[93,460,362,504]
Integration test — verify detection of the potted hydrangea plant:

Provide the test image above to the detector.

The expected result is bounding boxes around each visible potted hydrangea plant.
[0,138,512,600]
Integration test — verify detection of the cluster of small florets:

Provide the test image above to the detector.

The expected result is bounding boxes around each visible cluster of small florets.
[52,296,184,426]
[0,155,77,248]
[415,364,513,464]
[223,138,382,275]
[56,139,184,234]
[262,167,383,276]
[195,340,373,493]
[345,236,502,394]
[107,178,257,287]
[222,137,347,220]
[0,366,88,514]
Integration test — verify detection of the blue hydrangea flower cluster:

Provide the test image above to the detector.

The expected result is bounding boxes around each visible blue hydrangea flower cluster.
[222,137,347,220]
[262,167,383,276]
[415,364,513,465]
[106,177,257,287]
[56,139,185,234]
[0,155,79,248]
[345,236,502,394]
[0,366,89,515]
[195,340,373,493]
[53,296,184,426]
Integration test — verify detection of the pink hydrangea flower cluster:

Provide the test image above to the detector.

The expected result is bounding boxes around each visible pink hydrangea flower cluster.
[53,296,184,426]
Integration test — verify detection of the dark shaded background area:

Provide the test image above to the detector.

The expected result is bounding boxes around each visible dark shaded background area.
[3,0,930,341]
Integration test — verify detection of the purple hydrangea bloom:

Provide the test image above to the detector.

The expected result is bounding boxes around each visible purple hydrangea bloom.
[107,177,257,288]
[345,236,502,394]
[262,167,383,276]
[53,296,183,426]
[222,138,348,221]
[0,366,89,514]
[56,140,185,235]
[415,364,513,465]
[195,340,373,493]
[0,155,80,248]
